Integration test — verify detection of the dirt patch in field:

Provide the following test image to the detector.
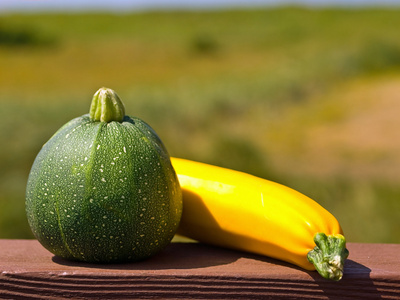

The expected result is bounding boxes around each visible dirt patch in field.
[268,76,400,182]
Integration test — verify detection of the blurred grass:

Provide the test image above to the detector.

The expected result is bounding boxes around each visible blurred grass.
[1,6,400,242]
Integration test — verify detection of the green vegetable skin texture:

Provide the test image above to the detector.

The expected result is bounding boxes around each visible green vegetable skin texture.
[26,89,182,263]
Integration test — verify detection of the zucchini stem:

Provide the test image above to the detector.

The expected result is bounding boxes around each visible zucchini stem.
[307,232,349,281]
[89,87,125,123]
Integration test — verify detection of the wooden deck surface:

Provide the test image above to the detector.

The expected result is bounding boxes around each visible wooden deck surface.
[1,240,399,299]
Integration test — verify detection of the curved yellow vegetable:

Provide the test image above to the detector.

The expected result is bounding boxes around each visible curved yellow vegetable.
[171,157,349,281]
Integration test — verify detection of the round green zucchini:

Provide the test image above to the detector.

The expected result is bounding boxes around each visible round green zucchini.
[25,88,182,263]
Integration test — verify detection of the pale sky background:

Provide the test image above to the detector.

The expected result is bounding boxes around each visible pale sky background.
[1,0,400,12]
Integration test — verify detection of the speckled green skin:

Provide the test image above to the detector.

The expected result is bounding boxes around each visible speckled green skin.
[26,114,182,263]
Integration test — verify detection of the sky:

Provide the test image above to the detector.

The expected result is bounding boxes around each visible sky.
[1,0,400,12]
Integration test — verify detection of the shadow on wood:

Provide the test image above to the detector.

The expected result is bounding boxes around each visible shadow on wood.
[51,241,303,271]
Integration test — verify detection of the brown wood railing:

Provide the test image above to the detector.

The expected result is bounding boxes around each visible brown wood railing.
[1,240,399,299]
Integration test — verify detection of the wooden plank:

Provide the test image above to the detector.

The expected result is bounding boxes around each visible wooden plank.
[1,240,399,299]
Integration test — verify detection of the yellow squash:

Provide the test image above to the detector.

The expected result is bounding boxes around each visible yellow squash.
[171,157,349,281]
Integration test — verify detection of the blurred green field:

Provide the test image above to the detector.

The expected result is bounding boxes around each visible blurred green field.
[1,6,400,243]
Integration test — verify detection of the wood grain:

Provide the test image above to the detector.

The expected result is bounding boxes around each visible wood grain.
[1,240,399,299]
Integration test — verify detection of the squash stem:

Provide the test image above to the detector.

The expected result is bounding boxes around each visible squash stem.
[307,233,349,281]
[89,87,125,123]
